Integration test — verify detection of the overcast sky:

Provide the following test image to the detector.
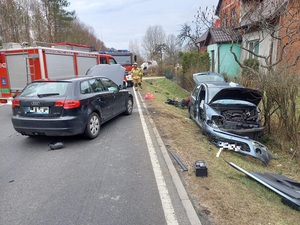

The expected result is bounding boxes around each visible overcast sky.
[68,0,219,50]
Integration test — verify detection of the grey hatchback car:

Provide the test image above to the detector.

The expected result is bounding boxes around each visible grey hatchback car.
[188,81,273,165]
[11,76,133,139]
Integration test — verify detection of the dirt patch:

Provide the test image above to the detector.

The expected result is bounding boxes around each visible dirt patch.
[140,81,300,225]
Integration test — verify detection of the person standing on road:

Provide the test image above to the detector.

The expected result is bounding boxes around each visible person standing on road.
[130,62,143,91]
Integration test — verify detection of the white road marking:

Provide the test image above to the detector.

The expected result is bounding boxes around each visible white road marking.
[133,91,179,225]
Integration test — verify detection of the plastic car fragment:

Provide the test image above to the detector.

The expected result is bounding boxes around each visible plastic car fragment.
[206,125,274,165]
[227,161,300,210]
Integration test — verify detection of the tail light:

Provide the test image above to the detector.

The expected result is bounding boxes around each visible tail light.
[12,99,20,108]
[0,99,8,104]
[55,100,80,109]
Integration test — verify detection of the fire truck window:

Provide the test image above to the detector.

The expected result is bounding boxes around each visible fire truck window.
[109,58,117,64]
[100,57,107,64]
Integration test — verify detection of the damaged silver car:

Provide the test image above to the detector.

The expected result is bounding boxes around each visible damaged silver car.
[188,81,273,165]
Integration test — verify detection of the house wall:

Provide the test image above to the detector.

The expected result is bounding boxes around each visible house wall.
[199,42,207,53]
[240,29,278,70]
[216,0,300,74]
[218,0,241,27]
[208,43,241,77]
[277,0,300,73]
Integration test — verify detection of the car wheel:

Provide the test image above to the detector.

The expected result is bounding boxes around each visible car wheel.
[124,97,133,115]
[84,112,100,139]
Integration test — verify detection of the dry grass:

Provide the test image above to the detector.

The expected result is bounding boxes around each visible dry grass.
[141,78,300,225]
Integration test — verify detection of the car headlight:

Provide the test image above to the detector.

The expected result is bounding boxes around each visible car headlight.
[208,120,219,128]
[252,141,263,147]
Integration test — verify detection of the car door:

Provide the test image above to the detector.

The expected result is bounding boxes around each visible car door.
[190,86,200,119]
[198,85,206,124]
[100,77,126,116]
[82,79,113,122]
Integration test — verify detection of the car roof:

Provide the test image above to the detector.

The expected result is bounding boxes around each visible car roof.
[198,81,243,89]
[32,75,107,82]
[193,71,225,84]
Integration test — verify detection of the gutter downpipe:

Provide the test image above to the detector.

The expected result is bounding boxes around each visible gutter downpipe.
[217,44,221,73]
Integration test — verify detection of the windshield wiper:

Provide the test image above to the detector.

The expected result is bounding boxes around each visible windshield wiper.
[37,93,60,98]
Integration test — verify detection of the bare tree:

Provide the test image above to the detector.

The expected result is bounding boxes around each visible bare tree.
[40,0,75,42]
[178,6,216,51]
[0,0,102,47]
[30,0,48,42]
[128,39,144,64]
[65,18,106,50]
[164,34,181,66]
[0,0,31,44]
[142,25,166,61]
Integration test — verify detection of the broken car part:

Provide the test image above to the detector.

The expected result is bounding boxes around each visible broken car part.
[168,150,188,172]
[195,160,208,177]
[49,142,64,150]
[208,128,273,165]
[227,161,300,210]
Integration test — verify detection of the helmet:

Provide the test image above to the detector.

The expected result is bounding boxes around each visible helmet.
[133,62,137,65]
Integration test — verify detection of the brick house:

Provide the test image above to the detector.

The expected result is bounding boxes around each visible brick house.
[216,0,241,27]
[276,0,300,72]
[214,0,300,73]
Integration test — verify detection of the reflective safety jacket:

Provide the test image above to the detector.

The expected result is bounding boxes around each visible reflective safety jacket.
[131,68,143,80]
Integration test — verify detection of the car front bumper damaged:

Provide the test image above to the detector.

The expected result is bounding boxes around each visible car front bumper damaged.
[205,124,274,165]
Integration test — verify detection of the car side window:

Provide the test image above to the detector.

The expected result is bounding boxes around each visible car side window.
[100,77,118,92]
[88,78,105,93]
[199,87,206,102]
[199,87,206,109]
[80,81,92,94]
[192,86,200,98]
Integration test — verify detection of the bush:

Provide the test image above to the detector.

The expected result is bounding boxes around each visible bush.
[177,52,210,91]
[242,59,259,78]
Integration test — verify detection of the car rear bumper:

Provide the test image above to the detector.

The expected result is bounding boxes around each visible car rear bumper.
[11,116,85,136]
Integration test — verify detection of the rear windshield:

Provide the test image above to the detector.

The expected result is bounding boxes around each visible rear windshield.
[20,82,70,97]
[194,73,225,84]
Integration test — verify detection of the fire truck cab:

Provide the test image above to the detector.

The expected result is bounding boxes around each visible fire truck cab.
[100,49,136,87]
[0,42,117,104]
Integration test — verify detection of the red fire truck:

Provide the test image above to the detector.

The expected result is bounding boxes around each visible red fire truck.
[100,50,136,87]
[0,42,117,104]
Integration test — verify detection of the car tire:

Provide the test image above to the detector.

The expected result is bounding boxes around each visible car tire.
[84,112,101,139]
[124,97,133,115]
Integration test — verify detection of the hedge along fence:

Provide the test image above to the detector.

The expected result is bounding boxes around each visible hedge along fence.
[237,60,300,164]
[177,52,210,91]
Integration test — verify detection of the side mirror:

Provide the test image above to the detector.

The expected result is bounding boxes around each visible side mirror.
[118,84,125,90]
[134,55,137,62]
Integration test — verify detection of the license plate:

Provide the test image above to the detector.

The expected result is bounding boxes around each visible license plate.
[25,106,49,114]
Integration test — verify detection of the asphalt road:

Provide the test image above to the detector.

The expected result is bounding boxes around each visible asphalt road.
[0,90,201,225]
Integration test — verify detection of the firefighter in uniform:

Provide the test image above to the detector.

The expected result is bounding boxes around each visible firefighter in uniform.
[130,62,143,91]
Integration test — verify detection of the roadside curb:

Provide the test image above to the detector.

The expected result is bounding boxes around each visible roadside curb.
[137,90,202,225]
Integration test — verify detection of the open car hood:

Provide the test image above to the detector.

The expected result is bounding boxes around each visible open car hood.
[209,87,263,106]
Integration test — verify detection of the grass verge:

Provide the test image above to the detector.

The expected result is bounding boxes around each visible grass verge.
[142,77,300,225]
